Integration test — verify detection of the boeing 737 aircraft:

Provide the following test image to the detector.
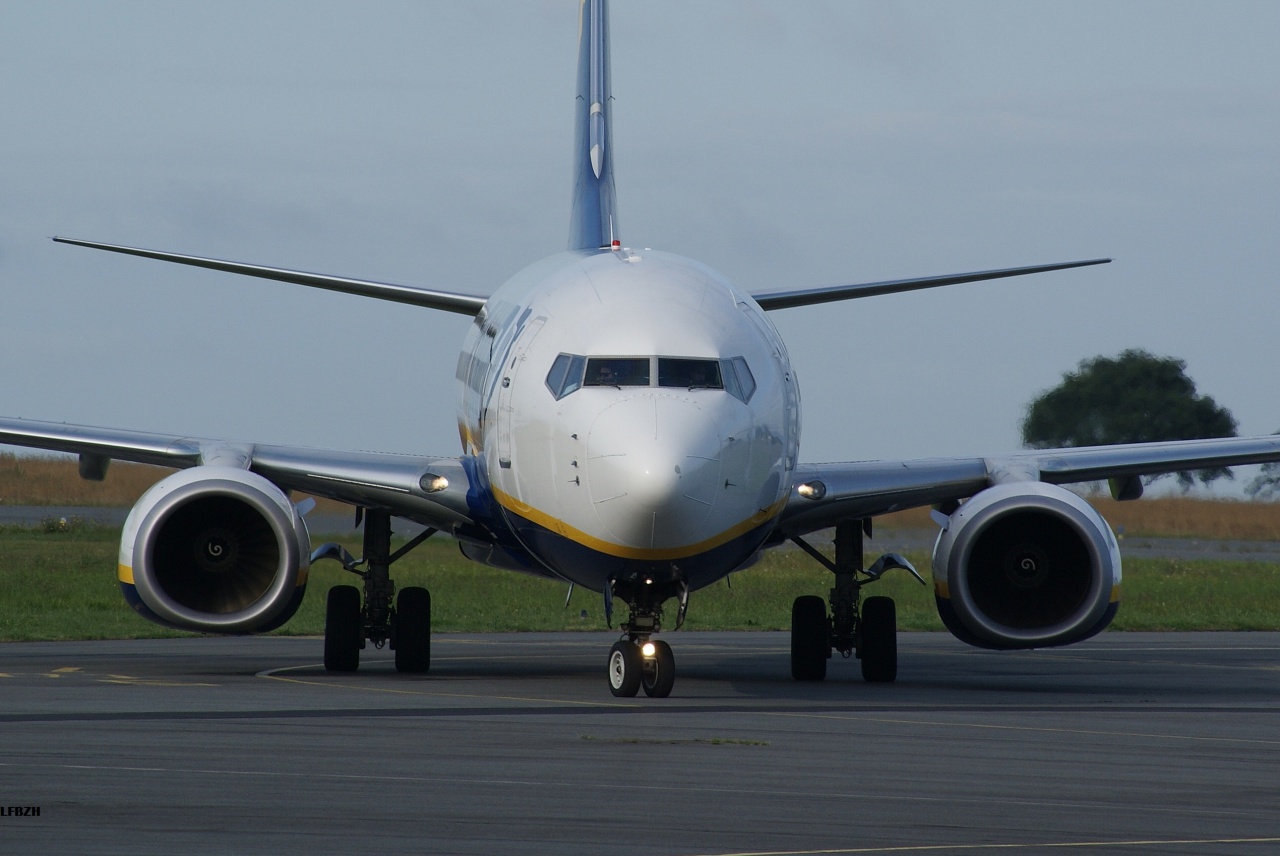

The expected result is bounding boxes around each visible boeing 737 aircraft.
[5,0,1280,697]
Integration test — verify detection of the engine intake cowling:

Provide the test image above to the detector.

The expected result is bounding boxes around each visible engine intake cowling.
[931,482,1121,649]
[118,467,311,634]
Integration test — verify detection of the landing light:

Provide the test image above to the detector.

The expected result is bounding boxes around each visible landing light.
[641,642,656,658]
[420,473,449,493]
[797,481,826,500]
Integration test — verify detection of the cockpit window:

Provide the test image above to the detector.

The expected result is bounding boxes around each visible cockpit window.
[548,353,756,401]
[726,356,756,403]
[585,358,650,387]
[658,358,722,389]
[546,353,586,399]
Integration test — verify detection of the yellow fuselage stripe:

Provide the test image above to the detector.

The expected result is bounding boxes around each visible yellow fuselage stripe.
[491,485,785,561]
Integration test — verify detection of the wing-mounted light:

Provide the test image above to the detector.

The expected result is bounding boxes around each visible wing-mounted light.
[419,472,450,493]
[796,480,827,500]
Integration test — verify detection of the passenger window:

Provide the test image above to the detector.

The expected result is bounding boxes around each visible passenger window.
[658,358,722,389]
[585,358,650,387]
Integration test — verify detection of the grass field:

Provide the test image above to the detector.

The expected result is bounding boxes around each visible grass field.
[2,452,1279,641]
[1,520,1278,642]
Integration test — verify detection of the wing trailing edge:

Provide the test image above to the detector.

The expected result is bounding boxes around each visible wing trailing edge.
[53,237,487,316]
[752,258,1111,311]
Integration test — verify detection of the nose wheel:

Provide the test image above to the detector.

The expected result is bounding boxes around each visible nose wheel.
[607,637,676,698]
[607,640,642,696]
[642,639,675,697]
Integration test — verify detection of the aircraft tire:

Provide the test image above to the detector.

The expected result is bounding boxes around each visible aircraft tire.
[641,639,675,698]
[394,586,432,674]
[860,595,897,683]
[324,585,362,673]
[791,595,829,681]
[607,640,642,697]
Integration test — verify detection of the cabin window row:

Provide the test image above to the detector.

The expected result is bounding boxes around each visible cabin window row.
[545,355,756,403]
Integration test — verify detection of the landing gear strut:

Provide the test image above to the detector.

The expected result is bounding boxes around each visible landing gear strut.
[314,508,438,674]
[788,520,923,683]
[604,574,685,698]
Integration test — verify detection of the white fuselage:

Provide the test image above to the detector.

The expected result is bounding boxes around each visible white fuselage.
[455,248,799,592]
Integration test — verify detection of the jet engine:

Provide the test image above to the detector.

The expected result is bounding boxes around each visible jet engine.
[118,467,311,634]
[931,482,1121,649]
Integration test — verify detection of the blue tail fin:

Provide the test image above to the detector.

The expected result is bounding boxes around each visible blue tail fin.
[568,0,619,251]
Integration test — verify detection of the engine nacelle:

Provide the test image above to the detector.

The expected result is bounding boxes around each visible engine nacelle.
[118,467,311,634]
[931,482,1121,649]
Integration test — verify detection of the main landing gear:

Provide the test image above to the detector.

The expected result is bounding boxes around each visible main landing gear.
[604,573,687,698]
[312,508,438,674]
[788,520,924,683]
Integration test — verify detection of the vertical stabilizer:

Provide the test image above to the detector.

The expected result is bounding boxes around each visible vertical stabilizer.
[568,0,619,251]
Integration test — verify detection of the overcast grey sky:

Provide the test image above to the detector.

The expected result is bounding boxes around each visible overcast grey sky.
[3,1,1278,491]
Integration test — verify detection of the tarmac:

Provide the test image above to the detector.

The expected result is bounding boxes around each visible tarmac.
[3,631,1280,855]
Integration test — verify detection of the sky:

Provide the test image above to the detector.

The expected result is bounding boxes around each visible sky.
[2,1,1278,495]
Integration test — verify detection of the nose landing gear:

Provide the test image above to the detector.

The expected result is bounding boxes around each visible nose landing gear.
[604,574,685,697]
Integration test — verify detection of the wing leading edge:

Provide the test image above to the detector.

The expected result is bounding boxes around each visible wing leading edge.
[52,237,487,316]
[0,416,475,533]
[752,258,1111,311]
[780,434,1280,536]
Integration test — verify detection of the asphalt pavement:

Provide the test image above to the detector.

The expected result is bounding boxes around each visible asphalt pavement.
[2,631,1279,855]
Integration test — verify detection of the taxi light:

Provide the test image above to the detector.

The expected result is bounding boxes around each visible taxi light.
[797,480,826,500]
[641,642,656,658]
[420,473,449,493]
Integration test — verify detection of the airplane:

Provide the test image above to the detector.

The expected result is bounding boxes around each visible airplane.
[5,0,1280,698]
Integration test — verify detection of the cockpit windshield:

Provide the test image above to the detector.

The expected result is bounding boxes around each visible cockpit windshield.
[657,358,721,389]
[584,358,650,387]
[547,354,756,402]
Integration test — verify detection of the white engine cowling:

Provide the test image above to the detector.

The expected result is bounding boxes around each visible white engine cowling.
[931,482,1121,649]
[118,467,311,634]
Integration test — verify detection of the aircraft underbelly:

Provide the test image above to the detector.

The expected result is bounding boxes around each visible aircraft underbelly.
[496,505,774,593]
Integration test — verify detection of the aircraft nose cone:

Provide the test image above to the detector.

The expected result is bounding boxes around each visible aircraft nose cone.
[611,445,682,510]
[585,395,722,549]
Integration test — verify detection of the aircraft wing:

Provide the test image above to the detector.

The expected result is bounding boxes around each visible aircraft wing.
[779,434,1280,536]
[0,416,475,532]
[752,258,1110,311]
[53,237,488,316]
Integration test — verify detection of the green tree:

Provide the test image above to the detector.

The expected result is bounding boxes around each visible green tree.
[1021,349,1238,489]
[1246,432,1280,499]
